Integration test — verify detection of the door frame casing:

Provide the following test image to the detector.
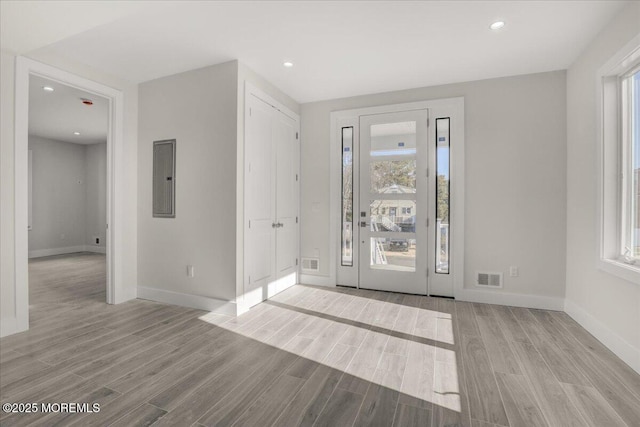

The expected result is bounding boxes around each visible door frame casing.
[329,98,465,297]
[9,56,125,336]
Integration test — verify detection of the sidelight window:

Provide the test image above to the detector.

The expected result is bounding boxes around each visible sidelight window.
[341,127,354,266]
[622,69,640,261]
[435,118,450,274]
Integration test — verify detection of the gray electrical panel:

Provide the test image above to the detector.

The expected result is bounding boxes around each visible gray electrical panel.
[153,139,176,218]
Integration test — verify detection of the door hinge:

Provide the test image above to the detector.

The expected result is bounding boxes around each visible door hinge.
[426,268,429,277]
[296,258,298,266]
[426,168,429,177]
[296,132,299,140]
[248,220,251,229]
[249,108,252,117]
[426,218,429,227]
[296,216,298,223]
[295,173,298,181]
[248,275,251,284]
[427,118,430,127]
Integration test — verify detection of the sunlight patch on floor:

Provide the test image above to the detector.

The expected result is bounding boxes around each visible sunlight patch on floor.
[199,285,461,412]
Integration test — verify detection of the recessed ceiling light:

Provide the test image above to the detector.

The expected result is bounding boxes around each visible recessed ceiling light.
[490,21,505,30]
[42,86,54,92]
[283,61,294,68]
[73,132,80,136]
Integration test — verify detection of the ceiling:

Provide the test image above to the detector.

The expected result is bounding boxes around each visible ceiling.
[29,75,108,145]
[0,1,152,54]
[2,1,630,103]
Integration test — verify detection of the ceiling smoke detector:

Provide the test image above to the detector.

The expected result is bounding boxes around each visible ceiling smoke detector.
[81,98,93,106]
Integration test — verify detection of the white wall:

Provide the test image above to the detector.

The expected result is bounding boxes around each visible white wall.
[1,50,139,336]
[138,61,239,303]
[1,52,17,324]
[137,61,300,311]
[565,2,640,373]
[28,136,87,255]
[27,137,106,256]
[300,71,567,303]
[85,142,107,250]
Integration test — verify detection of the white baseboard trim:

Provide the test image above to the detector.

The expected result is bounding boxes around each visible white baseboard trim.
[564,299,640,375]
[137,286,238,317]
[299,274,336,287]
[84,245,106,254]
[28,245,106,258]
[455,288,565,311]
[296,277,563,311]
[115,287,138,305]
[28,245,86,258]
[0,316,28,338]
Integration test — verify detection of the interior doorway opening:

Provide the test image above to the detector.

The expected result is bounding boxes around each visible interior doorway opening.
[27,74,109,311]
[8,57,126,337]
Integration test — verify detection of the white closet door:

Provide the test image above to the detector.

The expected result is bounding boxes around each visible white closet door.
[244,92,299,307]
[244,95,276,305]
[273,111,299,296]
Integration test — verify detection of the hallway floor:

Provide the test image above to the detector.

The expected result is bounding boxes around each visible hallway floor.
[1,253,639,426]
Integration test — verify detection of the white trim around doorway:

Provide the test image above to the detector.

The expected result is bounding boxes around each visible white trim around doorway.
[327,97,465,297]
[10,56,125,336]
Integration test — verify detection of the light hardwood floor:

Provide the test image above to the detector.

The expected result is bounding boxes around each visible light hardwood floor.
[1,252,639,426]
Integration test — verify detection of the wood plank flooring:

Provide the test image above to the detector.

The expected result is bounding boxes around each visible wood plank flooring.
[1,252,639,426]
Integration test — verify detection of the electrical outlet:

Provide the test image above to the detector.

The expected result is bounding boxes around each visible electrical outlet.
[509,266,519,277]
[94,237,100,245]
[186,265,195,278]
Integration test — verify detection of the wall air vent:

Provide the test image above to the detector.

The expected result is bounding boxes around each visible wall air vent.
[475,271,503,288]
[301,258,320,272]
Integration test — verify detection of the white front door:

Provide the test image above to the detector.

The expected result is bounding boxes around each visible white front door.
[358,110,429,294]
[335,99,463,298]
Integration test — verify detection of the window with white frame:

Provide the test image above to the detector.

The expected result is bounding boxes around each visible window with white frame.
[599,39,640,282]
[622,68,639,261]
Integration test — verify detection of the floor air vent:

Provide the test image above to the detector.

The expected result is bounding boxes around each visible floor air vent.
[476,272,503,288]
[301,258,320,272]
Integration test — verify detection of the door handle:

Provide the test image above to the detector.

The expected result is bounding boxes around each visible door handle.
[360,221,368,228]
[273,222,284,228]
[278,222,284,228]
[272,222,278,228]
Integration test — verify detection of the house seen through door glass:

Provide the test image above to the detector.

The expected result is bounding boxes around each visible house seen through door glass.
[368,121,418,271]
